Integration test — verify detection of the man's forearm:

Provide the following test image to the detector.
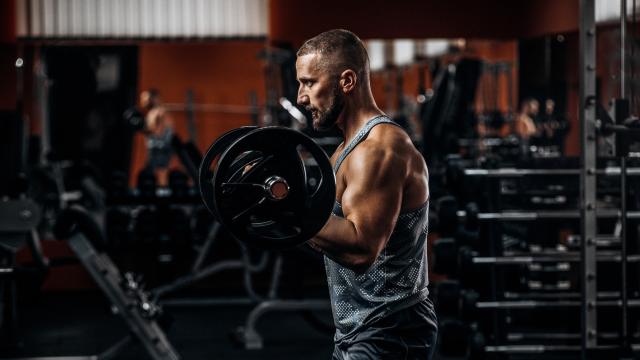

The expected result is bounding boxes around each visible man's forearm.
[309,215,373,270]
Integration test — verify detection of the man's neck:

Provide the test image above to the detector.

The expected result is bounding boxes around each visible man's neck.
[337,103,384,145]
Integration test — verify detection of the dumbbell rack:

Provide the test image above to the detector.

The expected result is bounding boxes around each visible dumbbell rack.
[455,161,640,358]
[437,1,640,356]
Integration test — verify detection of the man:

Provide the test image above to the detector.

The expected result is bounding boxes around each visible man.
[513,97,539,142]
[296,29,437,359]
[139,89,174,185]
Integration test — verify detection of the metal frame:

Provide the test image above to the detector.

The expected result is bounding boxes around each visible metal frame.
[236,299,330,349]
[619,1,631,352]
[580,0,598,354]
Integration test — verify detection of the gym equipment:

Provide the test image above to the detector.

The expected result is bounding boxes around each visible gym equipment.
[464,166,640,177]
[470,252,640,264]
[457,209,640,221]
[420,58,483,166]
[199,127,257,216]
[197,127,336,349]
[475,299,640,309]
[199,127,336,250]
[234,299,330,350]
[432,238,458,276]
[54,206,180,360]
[0,199,43,347]
[435,196,458,236]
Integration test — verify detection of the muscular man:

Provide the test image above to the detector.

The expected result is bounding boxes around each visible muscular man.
[139,89,174,185]
[297,29,437,359]
[514,97,539,141]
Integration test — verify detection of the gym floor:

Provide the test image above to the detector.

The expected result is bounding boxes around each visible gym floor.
[5,291,335,360]
[4,292,460,360]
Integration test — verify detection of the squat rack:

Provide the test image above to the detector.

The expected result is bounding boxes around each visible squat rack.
[580,0,639,357]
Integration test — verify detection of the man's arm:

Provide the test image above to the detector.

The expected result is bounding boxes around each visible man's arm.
[309,142,406,273]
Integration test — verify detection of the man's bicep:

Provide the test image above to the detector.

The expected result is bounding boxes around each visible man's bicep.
[341,149,404,242]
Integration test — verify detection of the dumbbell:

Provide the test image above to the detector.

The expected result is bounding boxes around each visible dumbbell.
[137,169,157,199]
[432,240,481,281]
[433,280,480,321]
[438,320,486,359]
[108,171,130,202]
[435,196,458,237]
[105,207,132,252]
[435,197,480,240]
[168,170,189,199]
[123,107,145,132]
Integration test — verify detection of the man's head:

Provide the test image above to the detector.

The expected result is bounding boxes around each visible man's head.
[295,29,370,131]
[140,89,160,111]
[520,97,540,117]
[545,99,555,115]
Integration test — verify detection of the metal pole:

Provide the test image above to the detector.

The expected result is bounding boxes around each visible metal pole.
[622,0,627,99]
[15,47,26,173]
[36,49,50,165]
[620,157,629,349]
[579,0,598,356]
[620,0,630,352]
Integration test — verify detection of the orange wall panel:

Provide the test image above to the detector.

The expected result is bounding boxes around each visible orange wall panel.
[269,0,524,46]
[269,0,580,46]
[520,0,580,38]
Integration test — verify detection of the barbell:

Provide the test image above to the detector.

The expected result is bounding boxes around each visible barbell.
[198,126,336,250]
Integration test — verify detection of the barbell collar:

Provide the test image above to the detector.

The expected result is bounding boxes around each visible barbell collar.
[264,176,289,201]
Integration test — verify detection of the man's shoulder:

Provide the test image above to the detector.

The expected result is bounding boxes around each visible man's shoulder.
[349,132,409,169]
[366,123,414,151]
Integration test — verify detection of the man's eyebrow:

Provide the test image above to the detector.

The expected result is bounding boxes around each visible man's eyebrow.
[298,76,314,82]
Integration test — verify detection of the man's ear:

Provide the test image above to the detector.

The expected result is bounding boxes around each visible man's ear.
[339,69,357,93]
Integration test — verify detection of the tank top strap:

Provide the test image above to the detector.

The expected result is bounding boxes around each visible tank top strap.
[334,115,399,173]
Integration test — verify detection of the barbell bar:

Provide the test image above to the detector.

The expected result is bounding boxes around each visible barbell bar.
[457,209,640,220]
[463,167,640,177]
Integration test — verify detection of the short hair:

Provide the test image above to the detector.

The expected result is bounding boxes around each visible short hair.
[297,29,370,80]
[147,88,160,100]
[520,97,538,111]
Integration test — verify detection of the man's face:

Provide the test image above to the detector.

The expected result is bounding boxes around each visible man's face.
[528,100,540,116]
[296,53,344,131]
[545,99,554,114]
[140,91,154,110]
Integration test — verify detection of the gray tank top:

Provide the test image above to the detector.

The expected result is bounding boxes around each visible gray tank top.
[325,115,430,343]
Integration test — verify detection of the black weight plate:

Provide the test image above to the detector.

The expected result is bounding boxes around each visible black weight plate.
[214,127,335,250]
[198,127,256,218]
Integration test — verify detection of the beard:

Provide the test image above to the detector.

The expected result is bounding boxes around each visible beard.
[309,84,344,132]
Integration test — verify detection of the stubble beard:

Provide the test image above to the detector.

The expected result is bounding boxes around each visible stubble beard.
[310,84,344,132]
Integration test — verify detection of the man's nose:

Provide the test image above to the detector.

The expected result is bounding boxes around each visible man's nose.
[297,89,308,106]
